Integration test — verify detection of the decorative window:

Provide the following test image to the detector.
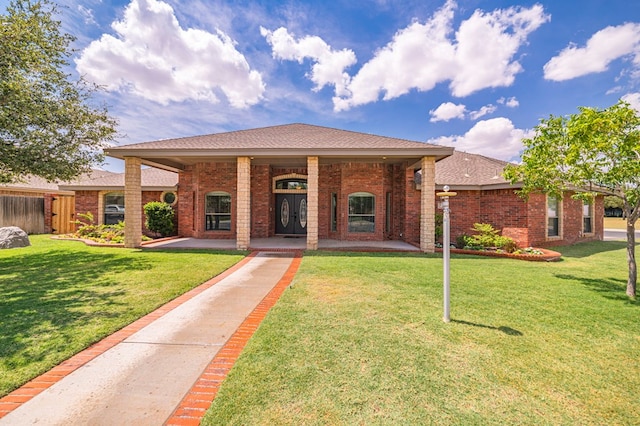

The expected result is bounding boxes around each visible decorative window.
[547,195,561,238]
[331,193,337,232]
[104,192,125,225]
[583,200,593,234]
[205,191,231,231]
[348,192,375,233]
[161,191,177,205]
[272,174,308,193]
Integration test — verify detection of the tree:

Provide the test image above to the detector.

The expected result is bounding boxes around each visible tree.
[504,100,640,298]
[0,0,117,183]
[144,202,175,238]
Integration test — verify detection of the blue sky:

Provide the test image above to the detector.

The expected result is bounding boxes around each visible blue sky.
[5,0,640,171]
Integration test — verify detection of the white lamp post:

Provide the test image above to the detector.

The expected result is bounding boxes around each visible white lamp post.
[437,185,456,323]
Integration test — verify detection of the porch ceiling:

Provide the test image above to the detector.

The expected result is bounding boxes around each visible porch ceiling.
[105,123,454,172]
[123,151,449,171]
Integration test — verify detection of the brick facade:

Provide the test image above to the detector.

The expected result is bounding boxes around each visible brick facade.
[443,188,604,247]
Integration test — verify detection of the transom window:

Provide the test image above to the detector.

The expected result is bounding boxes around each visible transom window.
[205,191,231,231]
[275,179,307,190]
[348,192,375,233]
[583,200,593,234]
[547,195,561,238]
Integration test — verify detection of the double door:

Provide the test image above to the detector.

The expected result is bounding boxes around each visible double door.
[275,194,307,235]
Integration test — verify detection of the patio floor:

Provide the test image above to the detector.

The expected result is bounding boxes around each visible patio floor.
[142,237,421,252]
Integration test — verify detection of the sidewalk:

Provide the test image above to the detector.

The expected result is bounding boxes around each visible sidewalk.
[0,251,301,425]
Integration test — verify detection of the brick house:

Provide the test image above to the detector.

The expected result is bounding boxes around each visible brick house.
[1,170,115,234]
[59,168,178,234]
[105,124,454,251]
[420,151,604,247]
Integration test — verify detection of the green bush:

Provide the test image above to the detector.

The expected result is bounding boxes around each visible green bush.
[463,223,517,252]
[71,212,126,243]
[144,202,175,237]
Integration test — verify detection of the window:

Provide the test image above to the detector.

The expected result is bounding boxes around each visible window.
[275,178,307,190]
[348,192,375,233]
[331,193,337,232]
[205,192,231,231]
[104,192,124,225]
[161,191,177,205]
[547,195,561,238]
[583,200,593,234]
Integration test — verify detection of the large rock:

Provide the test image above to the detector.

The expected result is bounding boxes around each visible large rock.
[0,226,31,249]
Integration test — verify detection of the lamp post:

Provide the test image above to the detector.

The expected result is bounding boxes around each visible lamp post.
[437,185,456,323]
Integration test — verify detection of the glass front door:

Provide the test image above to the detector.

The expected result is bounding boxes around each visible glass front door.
[275,194,307,235]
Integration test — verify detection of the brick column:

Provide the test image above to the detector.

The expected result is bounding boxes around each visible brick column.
[420,156,436,253]
[124,157,142,248]
[236,157,251,250]
[307,156,319,250]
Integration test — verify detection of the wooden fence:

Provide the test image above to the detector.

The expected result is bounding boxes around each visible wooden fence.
[0,195,45,234]
[52,195,75,234]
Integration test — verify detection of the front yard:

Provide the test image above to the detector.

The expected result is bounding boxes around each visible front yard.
[0,235,245,396]
[204,242,639,425]
[1,237,638,424]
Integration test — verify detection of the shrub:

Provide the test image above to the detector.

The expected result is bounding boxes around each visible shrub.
[71,212,126,243]
[144,202,175,237]
[464,223,517,252]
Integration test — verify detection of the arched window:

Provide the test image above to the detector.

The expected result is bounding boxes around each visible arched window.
[104,192,125,225]
[205,191,231,231]
[348,192,375,233]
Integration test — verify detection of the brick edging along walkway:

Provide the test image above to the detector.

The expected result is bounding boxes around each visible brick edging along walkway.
[0,252,261,419]
[165,251,303,425]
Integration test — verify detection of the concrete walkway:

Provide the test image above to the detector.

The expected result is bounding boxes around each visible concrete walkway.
[0,252,300,425]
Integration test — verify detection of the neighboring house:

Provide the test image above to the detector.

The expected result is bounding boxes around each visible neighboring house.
[59,167,178,233]
[0,170,114,234]
[417,151,604,247]
[105,123,454,251]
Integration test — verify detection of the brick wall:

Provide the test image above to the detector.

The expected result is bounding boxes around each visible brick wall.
[251,164,270,238]
[443,188,604,248]
[75,190,99,223]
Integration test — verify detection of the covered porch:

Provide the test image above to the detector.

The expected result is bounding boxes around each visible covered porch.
[142,236,421,252]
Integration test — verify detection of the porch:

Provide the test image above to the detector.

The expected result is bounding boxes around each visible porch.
[142,236,420,252]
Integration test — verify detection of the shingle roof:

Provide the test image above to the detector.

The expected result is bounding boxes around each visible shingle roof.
[1,169,116,193]
[60,168,178,190]
[436,151,511,186]
[110,123,447,151]
[415,150,517,189]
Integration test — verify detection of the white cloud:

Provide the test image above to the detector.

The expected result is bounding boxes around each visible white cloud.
[327,0,548,111]
[76,0,265,108]
[429,117,532,161]
[260,26,357,97]
[430,102,467,122]
[469,104,497,120]
[544,23,640,81]
[622,92,640,112]
[497,96,519,107]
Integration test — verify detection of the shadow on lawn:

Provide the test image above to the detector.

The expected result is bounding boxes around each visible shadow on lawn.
[555,273,639,306]
[0,250,154,363]
[451,319,523,336]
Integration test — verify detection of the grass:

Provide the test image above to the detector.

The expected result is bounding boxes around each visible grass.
[204,242,639,425]
[0,235,245,397]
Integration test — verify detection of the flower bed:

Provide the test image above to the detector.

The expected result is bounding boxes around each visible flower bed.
[438,246,562,262]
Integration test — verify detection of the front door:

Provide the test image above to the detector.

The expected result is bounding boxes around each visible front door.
[275,194,307,235]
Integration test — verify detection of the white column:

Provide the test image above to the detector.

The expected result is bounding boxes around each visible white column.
[307,156,319,250]
[420,156,436,253]
[124,157,142,248]
[236,157,251,250]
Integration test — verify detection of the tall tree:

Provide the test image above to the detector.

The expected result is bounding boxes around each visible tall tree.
[504,100,640,297]
[0,0,117,183]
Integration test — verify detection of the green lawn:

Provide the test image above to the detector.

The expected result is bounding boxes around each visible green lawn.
[204,242,639,425]
[0,235,245,397]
